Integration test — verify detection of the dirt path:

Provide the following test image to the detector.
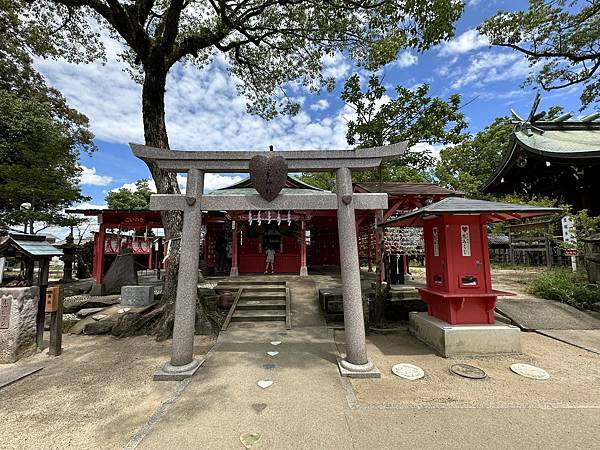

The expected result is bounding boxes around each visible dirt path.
[0,334,214,449]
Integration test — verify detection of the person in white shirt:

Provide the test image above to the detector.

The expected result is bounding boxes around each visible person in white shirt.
[265,247,276,274]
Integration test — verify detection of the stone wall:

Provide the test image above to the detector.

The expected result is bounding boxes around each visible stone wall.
[0,286,39,363]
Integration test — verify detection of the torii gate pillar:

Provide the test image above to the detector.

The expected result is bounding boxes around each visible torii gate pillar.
[154,169,205,381]
[336,167,379,377]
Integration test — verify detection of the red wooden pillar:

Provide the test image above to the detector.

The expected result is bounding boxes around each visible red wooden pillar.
[93,224,106,283]
[230,220,239,277]
[300,219,308,276]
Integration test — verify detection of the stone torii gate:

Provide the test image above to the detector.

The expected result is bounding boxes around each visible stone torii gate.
[131,143,406,380]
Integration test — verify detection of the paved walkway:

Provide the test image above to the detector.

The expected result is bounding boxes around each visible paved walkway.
[128,275,599,449]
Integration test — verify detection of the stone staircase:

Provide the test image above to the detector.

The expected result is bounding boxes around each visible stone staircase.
[217,280,291,330]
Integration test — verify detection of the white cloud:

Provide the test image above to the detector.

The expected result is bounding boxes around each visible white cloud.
[310,99,330,111]
[439,29,489,56]
[80,166,113,186]
[450,52,530,89]
[35,34,352,153]
[321,52,351,81]
[111,173,244,194]
[204,174,244,192]
[409,142,451,161]
[392,51,418,68]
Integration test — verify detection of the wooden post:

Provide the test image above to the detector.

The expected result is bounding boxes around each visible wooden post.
[93,224,106,283]
[300,219,308,276]
[49,286,63,356]
[36,258,50,350]
[545,223,552,268]
[230,220,239,277]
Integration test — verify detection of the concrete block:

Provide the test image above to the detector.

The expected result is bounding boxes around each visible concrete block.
[121,285,154,307]
[409,312,521,357]
[0,287,39,364]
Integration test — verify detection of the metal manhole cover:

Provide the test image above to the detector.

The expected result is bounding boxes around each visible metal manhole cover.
[391,363,425,380]
[510,363,550,380]
[450,364,487,379]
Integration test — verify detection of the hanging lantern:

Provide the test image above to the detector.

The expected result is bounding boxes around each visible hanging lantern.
[257,211,262,225]
[277,211,281,226]
[267,210,272,224]
[515,151,528,168]
[287,210,291,225]
[248,210,253,225]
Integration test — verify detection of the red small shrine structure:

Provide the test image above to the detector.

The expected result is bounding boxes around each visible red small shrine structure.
[384,197,561,325]
[66,209,161,284]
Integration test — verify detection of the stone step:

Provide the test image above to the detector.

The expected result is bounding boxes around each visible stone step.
[231,310,286,321]
[217,280,287,286]
[216,285,286,292]
[240,291,286,299]
[237,299,286,310]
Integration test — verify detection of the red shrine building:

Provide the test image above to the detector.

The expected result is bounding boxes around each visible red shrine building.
[72,177,461,281]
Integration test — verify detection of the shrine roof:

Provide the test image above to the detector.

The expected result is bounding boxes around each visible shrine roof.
[354,182,462,197]
[64,209,163,228]
[382,197,562,227]
[209,175,330,196]
[0,233,62,258]
[481,118,600,193]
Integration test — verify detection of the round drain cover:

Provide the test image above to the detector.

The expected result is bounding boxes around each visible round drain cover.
[391,363,425,380]
[450,364,487,379]
[510,363,550,380]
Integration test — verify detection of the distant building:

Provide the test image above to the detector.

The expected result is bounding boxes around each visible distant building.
[481,110,600,214]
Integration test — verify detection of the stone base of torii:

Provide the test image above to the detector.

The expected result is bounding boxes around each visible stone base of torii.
[131,143,407,380]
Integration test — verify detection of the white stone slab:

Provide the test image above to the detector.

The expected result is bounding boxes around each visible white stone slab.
[510,363,550,380]
[266,351,279,356]
[391,363,425,380]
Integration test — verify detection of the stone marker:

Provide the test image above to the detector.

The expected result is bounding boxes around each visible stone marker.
[266,351,279,357]
[257,380,273,389]
[0,287,39,364]
[270,341,281,346]
[121,285,154,307]
[510,363,550,380]
[102,249,138,295]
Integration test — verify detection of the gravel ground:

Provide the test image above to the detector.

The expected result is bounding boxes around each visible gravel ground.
[338,329,600,409]
[0,333,215,449]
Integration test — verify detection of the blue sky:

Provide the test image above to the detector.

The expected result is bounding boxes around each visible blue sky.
[34,0,594,224]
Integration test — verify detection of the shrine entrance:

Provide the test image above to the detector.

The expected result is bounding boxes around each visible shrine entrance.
[131,143,405,380]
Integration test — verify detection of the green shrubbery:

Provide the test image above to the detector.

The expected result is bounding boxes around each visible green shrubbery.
[527,269,600,310]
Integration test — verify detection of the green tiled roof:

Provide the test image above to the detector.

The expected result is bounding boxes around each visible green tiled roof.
[0,234,62,258]
[514,128,600,156]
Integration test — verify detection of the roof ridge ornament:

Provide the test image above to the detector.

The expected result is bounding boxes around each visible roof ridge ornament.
[511,92,545,136]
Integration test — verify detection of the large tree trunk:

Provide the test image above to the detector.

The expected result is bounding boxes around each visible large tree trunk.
[140,66,208,341]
